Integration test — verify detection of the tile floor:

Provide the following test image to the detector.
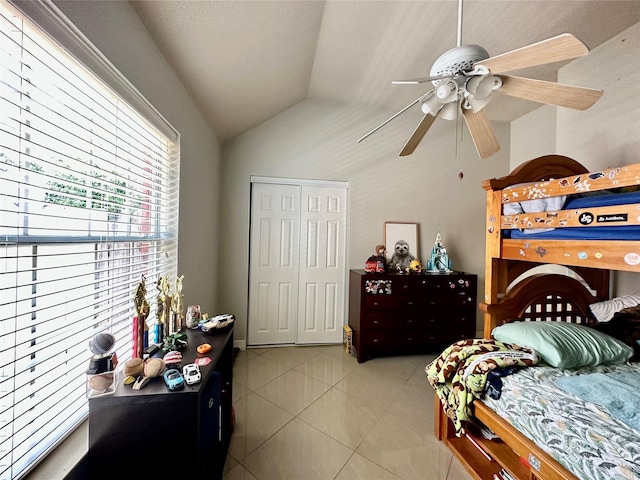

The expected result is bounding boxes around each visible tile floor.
[222,344,473,480]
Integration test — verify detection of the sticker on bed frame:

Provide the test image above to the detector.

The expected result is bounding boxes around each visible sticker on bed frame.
[578,212,594,225]
[624,253,640,266]
[577,251,588,260]
[501,164,639,203]
[597,213,628,223]
[535,246,547,257]
[528,453,541,471]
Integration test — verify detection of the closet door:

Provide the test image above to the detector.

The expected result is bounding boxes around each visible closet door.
[248,183,300,345]
[296,185,347,344]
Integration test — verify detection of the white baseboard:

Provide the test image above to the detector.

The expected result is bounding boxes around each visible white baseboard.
[234,339,246,350]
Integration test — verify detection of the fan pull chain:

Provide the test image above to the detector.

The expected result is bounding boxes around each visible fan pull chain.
[455,101,464,180]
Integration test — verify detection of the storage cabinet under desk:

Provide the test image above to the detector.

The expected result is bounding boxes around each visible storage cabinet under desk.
[88,328,233,479]
[349,270,477,363]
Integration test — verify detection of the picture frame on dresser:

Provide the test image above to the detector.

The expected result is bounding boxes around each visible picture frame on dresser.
[384,222,419,271]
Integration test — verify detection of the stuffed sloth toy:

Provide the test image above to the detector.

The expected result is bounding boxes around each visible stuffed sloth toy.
[388,240,415,271]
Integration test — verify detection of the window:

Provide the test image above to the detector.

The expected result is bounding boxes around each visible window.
[0,2,180,478]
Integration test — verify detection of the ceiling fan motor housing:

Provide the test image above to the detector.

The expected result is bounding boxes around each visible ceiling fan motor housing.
[429,45,490,85]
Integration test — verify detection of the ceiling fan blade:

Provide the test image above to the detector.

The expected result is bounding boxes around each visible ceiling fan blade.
[462,108,500,159]
[498,75,603,110]
[399,111,439,156]
[357,91,432,144]
[476,33,589,74]
[392,74,452,85]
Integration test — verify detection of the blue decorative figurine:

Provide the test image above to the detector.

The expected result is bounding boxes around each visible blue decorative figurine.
[427,232,452,273]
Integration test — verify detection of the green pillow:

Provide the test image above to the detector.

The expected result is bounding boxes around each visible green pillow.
[492,321,633,368]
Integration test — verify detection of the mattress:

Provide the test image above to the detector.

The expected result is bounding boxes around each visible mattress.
[482,362,640,480]
[506,190,640,240]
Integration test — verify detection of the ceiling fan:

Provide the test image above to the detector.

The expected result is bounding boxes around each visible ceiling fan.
[356,0,603,159]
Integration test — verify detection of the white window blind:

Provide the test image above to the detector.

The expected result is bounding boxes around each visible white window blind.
[0,2,180,479]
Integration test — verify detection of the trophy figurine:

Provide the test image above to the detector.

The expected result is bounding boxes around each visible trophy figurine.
[173,275,185,331]
[133,274,150,358]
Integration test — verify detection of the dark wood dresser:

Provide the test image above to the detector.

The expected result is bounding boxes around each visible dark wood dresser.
[88,327,233,478]
[349,270,477,363]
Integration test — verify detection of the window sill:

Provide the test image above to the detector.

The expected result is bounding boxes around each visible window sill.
[24,420,88,480]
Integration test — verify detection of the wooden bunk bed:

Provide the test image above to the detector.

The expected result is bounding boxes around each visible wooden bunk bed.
[433,155,640,480]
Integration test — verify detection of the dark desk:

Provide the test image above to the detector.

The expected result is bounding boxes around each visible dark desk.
[88,327,233,478]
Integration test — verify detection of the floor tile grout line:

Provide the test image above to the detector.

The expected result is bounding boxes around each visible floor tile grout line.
[227,348,449,480]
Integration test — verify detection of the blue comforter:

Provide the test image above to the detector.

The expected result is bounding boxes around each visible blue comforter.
[556,371,640,432]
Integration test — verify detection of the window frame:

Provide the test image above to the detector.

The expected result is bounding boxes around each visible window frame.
[1,1,180,478]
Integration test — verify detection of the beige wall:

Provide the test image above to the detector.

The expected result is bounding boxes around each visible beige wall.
[54,0,222,310]
[219,100,510,343]
[510,22,640,295]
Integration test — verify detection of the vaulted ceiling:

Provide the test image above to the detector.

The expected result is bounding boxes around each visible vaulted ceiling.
[130,0,640,143]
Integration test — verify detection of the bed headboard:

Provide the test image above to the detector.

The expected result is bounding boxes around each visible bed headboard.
[481,154,589,190]
[480,273,598,335]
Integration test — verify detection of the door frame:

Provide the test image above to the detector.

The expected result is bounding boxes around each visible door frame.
[248,176,350,346]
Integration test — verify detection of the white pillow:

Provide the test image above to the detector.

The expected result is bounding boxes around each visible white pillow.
[590,295,640,322]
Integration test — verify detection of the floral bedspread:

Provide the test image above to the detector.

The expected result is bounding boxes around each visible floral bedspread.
[425,338,539,435]
[483,362,640,480]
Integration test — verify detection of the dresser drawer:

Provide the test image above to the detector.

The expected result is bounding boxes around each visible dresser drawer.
[423,275,475,291]
[423,292,475,309]
[362,313,421,329]
[361,330,466,352]
[365,295,417,310]
[422,312,476,334]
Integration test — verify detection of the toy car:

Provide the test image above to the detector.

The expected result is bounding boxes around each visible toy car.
[182,363,201,385]
[163,368,185,391]
[201,313,235,333]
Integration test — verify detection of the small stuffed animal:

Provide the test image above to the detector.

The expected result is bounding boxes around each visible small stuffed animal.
[388,240,416,271]
[407,259,422,274]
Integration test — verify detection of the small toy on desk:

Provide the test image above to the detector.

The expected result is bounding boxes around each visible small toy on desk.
[162,331,188,352]
[163,350,183,368]
[197,343,212,354]
[201,314,235,333]
[123,358,144,378]
[186,304,202,329]
[163,368,185,391]
[143,358,165,377]
[182,364,201,385]
[131,357,166,390]
[86,332,118,397]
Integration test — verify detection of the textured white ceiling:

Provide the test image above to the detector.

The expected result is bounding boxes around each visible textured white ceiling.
[130,0,640,143]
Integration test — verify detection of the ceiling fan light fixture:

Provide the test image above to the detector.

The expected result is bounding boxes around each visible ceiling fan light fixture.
[436,80,459,103]
[464,94,490,113]
[466,75,501,99]
[440,101,459,121]
[421,95,442,116]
